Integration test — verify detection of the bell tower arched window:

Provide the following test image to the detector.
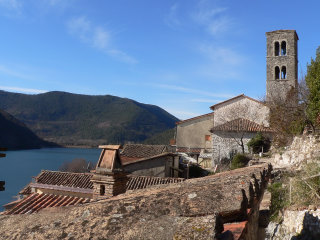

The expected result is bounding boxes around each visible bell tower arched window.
[275,66,280,80]
[281,41,287,56]
[281,66,286,79]
[274,42,280,56]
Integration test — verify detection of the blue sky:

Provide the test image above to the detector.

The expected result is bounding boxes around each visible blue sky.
[0,0,319,119]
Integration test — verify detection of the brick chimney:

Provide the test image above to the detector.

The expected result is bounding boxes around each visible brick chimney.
[91,145,128,200]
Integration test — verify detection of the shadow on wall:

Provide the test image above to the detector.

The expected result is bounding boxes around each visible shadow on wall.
[292,212,320,240]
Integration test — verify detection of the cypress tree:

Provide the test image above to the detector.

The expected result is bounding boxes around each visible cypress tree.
[306,46,320,125]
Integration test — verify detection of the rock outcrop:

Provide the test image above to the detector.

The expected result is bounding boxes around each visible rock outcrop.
[269,135,320,169]
[266,209,320,240]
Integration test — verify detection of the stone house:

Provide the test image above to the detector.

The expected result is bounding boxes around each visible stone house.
[210,94,273,164]
[175,30,299,168]
[175,112,214,168]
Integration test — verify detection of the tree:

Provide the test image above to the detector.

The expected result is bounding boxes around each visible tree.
[59,158,93,173]
[306,46,320,126]
[268,77,311,146]
[247,133,271,154]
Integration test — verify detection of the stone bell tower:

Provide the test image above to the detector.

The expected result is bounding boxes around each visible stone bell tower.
[266,30,298,105]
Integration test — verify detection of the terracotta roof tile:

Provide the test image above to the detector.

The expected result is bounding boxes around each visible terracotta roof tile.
[121,144,167,158]
[223,221,248,240]
[126,175,185,190]
[4,193,91,215]
[176,147,202,154]
[35,170,93,189]
[19,185,32,195]
[211,118,274,133]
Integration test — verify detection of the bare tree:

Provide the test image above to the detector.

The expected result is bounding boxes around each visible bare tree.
[267,78,311,146]
[59,158,93,173]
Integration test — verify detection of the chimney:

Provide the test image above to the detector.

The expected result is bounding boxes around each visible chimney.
[91,145,128,200]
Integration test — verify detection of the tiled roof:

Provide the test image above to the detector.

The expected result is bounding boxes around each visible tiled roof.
[121,144,167,159]
[176,147,202,154]
[15,170,184,204]
[211,118,274,133]
[4,193,91,215]
[223,221,248,240]
[19,185,32,195]
[29,183,93,194]
[34,170,93,189]
[126,175,184,190]
[176,112,214,125]
[210,94,265,110]
[121,152,175,165]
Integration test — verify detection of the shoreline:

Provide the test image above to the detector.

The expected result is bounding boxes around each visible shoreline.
[62,145,98,149]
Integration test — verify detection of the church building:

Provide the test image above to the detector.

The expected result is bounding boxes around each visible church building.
[175,30,299,168]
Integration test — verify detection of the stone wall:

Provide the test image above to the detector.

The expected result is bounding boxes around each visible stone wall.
[213,96,269,127]
[91,172,128,200]
[266,209,320,240]
[212,131,256,163]
[122,155,172,177]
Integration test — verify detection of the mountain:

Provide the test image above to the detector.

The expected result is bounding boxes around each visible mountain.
[0,109,56,150]
[0,91,179,146]
[143,128,175,145]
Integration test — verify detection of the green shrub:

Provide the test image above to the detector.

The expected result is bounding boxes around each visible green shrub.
[268,182,289,222]
[247,133,271,154]
[230,154,250,170]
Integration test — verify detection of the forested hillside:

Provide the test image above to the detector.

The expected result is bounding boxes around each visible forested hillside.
[0,91,179,146]
[0,109,55,149]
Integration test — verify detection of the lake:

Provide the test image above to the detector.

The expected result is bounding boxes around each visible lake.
[0,148,101,211]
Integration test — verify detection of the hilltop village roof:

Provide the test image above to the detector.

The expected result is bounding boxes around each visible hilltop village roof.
[120,144,167,158]
[8,170,185,215]
[211,118,274,133]
[0,164,272,240]
[119,144,174,165]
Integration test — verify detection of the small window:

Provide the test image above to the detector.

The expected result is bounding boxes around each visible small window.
[100,185,105,196]
[281,66,286,79]
[281,41,287,56]
[275,66,280,80]
[274,42,280,56]
[205,135,211,141]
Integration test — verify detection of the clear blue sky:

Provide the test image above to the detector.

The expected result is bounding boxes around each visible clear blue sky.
[0,0,319,119]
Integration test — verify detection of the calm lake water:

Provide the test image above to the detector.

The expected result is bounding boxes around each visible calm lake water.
[0,148,101,211]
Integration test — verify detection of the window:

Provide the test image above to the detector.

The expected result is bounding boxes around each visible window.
[281,66,286,79]
[281,41,287,56]
[205,135,211,141]
[275,66,280,80]
[100,185,105,196]
[274,42,280,56]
